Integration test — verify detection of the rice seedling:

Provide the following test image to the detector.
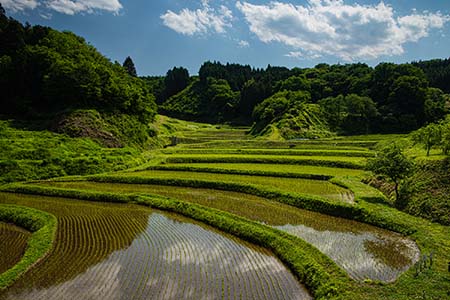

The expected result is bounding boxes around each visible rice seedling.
[174,139,376,150]
[120,170,352,202]
[162,148,374,157]
[147,163,368,177]
[164,154,367,164]
[0,193,310,300]
[0,222,30,275]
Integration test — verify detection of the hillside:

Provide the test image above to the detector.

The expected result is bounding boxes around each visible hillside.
[0,9,157,148]
[158,61,449,138]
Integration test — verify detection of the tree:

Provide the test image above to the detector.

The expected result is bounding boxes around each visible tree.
[318,95,347,131]
[164,66,189,100]
[343,94,378,134]
[438,116,450,155]
[424,88,447,123]
[367,144,414,207]
[123,56,137,77]
[411,123,442,156]
[386,75,428,131]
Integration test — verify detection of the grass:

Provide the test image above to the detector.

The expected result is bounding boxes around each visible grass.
[0,120,151,183]
[118,170,352,202]
[1,119,449,300]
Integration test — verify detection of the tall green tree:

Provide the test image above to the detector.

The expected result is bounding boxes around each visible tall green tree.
[411,123,442,156]
[164,66,190,100]
[123,56,137,77]
[440,117,450,155]
[342,94,378,134]
[367,144,414,208]
[318,95,347,131]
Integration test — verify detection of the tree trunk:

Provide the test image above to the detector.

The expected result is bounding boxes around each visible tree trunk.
[394,182,399,203]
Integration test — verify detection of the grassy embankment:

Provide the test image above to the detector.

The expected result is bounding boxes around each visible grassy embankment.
[0,204,56,290]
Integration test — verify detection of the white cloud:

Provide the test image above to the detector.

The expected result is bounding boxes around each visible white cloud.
[2,0,39,12]
[1,0,122,15]
[238,40,250,47]
[285,51,302,59]
[45,0,122,15]
[161,1,233,36]
[236,0,450,61]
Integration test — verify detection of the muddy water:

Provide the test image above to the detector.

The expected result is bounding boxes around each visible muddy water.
[0,193,310,300]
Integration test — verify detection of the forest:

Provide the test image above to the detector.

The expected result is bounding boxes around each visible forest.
[151,60,449,137]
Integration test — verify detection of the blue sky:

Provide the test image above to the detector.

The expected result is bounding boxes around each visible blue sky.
[3,0,450,76]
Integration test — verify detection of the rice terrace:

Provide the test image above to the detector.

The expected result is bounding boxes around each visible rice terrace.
[1,1,450,299]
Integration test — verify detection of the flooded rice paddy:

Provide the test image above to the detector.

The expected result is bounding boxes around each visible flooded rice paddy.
[0,193,310,300]
[43,181,420,282]
[123,170,353,203]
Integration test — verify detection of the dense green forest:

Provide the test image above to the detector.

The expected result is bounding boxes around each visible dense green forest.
[0,6,157,147]
[152,60,449,138]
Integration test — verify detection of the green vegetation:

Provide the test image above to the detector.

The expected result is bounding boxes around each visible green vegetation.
[0,120,150,183]
[159,61,448,136]
[1,7,450,300]
[2,182,449,299]
[411,115,450,155]
[0,11,156,123]
[398,159,450,225]
[160,78,239,123]
[367,144,414,207]
[163,154,366,169]
[0,204,56,290]
[251,90,332,139]
[119,169,351,202]
[153,163,367,177]
[162,148,374,157]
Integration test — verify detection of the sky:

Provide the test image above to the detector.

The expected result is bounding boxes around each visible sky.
[3,0,450,76]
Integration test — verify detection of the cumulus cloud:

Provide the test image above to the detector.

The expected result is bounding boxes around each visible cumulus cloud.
[236,0,450,60]
[2,0,39,12]
[161,0,233,36]
[1,0,122,15]
[45,0,122,15]
[285,51,302,59]
[238,40,250,47]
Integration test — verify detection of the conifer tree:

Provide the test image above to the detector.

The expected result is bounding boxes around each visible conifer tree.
[123,56,137,77]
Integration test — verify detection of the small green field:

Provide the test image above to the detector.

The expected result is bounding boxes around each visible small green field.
[152,163,368,177]
[119,169,352,202]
